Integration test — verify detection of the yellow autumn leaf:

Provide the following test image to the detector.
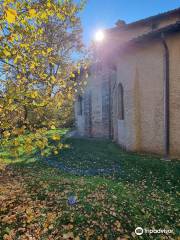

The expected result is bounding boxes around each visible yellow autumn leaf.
[5,8,17,23]
[30,91,38,99]
[47,212,56,223]
[12,139,19,147]
[40,12,47,19]
[20,43,28,48]
[67,93,72,100]
[3,131,10,138]
[29,9,36,17]
[7,34,15,42]
[71,73,75,78]
[51,134,61,141]
[53,150,58,155]
[26,214,34,223]
[30,62,36,70]
[47,48,52,53]
[51,75,56,83]
[3,49,11,57]
[47,2,51,8]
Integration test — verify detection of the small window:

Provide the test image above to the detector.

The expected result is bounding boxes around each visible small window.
[117,83,124,120]
[77,95,83,115]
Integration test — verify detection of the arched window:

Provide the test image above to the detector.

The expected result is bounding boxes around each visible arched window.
[117,83,124,120]
[77,95,83,115]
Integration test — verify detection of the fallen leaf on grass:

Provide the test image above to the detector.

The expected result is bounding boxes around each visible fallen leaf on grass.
[63,232,74,239]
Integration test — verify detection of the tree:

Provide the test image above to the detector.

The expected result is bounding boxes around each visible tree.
[0,0,86,156]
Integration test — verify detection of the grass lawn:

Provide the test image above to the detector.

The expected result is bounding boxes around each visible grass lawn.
[0,131,179,240]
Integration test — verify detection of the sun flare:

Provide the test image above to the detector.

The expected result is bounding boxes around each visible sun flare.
[94,30,105,42]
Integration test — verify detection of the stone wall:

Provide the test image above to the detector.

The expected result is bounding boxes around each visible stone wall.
[74,14,180,157]
[75,67,111,139]
[113,39,164,154]
[167,33,180,157]
[111,32,180,157]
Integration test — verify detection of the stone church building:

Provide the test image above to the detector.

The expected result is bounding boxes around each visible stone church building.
[75,8,180,158]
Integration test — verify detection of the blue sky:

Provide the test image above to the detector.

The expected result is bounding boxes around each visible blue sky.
[81,0,180,45]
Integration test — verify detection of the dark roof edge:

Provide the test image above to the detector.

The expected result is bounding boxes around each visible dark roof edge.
[111,22,180,57]
[126,7,180,28]
[130,21,180,43]
[107,7,180,32]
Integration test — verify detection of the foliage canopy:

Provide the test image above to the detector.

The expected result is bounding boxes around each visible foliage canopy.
[0,0,87,156]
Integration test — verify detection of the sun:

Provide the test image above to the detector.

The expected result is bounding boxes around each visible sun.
[94,30,105,42]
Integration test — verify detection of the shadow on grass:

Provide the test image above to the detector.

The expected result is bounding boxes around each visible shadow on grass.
[1,136,180,239]
[4,137,180,195]
[2,153,180,240]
